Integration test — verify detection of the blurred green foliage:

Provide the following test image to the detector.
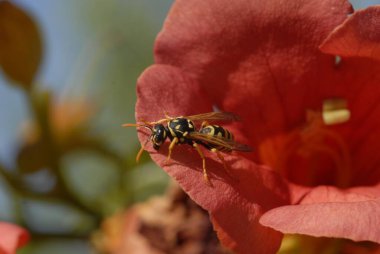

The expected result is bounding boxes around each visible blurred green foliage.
[0,0,172,253]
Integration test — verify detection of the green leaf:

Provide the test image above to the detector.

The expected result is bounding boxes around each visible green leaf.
[0,1,43,88]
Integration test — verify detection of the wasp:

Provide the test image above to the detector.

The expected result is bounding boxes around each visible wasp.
[123,112,251,185]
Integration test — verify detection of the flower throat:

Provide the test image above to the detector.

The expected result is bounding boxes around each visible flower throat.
[259,98,352,188]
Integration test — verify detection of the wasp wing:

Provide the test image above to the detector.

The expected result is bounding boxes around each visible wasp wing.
[189,132,252,152]
[184,112,240,123]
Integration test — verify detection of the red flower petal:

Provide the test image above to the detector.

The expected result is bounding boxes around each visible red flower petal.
[135,0,380,251]
[135,65,290,253]
[260,185,380,243]
[320,6,380,61]
[155,0,353,146]
[0,222,29,254]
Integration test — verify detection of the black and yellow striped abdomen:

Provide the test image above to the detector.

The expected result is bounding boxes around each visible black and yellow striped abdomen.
[199,125,234,152]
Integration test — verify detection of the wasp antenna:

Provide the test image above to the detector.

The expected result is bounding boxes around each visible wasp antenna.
[135,118,158,126]
[122,123,140,127]
[137,118,147,123]
[122,123,153,132]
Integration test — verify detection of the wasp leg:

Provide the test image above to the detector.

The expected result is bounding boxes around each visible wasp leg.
[141,111,176,125]
[211,148,237,181]
[166,137,178,163]
[164,111,174,119]
[136,146,145,163]
[136,139,150,163]
[193,143,212,186]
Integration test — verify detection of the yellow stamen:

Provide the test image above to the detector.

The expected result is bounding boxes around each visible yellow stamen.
[322,98,350,125]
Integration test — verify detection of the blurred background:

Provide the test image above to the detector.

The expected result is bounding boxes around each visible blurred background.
[0,0,378,253]
[0,0,173,253]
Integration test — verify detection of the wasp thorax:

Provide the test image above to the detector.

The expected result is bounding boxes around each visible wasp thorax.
[168,118,195,142]
[151,124,168,150]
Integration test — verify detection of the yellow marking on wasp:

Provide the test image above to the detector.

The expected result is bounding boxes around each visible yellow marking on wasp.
[183,131,188,136]
[209,127,215,136]
[217,132,223,138]
[169,127,176,137]
[175,125,181,130]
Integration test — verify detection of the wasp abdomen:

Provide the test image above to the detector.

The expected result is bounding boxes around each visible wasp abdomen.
[199,125,233,152]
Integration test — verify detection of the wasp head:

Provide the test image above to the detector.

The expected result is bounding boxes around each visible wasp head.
[151,124,168,150]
